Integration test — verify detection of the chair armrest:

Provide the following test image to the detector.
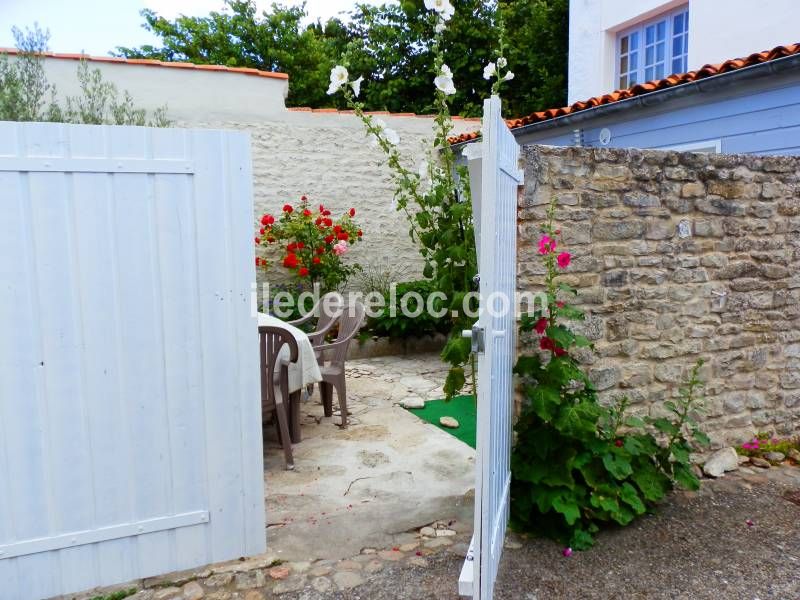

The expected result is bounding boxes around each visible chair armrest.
[307,317,338,346]
[287,311,316,327]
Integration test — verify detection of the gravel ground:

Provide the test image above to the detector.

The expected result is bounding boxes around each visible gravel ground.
[281,466,800,600]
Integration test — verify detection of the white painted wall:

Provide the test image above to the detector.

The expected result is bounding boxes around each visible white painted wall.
[568,0,800,103]
[30,56,477,285]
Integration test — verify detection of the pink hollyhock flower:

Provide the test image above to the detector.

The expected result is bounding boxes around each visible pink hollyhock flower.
[556,252,571,269]
[538,235,556,255]
[746,519,754,527]
[562,547,573,557]
[332,240,349,256]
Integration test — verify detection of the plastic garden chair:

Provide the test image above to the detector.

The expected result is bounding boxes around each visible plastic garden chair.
[287,292,345,346]
[315,301,366,428]
[258,325,298,470]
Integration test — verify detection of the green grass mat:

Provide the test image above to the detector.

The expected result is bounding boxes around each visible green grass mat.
[404,394,477,449]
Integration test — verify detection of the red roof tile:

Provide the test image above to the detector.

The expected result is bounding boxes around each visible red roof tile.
[0,48,288,80]
[450,42,800,144]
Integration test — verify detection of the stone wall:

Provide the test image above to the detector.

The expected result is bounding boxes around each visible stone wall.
[518,145,800,446]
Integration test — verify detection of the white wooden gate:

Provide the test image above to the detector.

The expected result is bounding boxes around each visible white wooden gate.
[460,96,523,600]
[0,122,265,599]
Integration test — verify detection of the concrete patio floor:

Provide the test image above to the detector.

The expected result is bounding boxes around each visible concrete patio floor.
[262,353,476,562]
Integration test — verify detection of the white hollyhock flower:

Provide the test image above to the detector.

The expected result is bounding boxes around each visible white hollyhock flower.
[350,75,364,98]
[497,57,508,68]
[434,64,456,95]
[383,128,400,146]
[372,118,387,131]
[424,0,455,20]
[503,71,515,81]
[483,62,496,80]
[327,65,349,95]
[434,20,446,33]
[417,158,430,181]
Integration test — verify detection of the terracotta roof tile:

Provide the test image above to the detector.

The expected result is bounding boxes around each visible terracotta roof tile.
[0,48,288,80]
[449,42,800,144]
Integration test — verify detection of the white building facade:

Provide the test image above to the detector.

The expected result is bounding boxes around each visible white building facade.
[567,0,800,103]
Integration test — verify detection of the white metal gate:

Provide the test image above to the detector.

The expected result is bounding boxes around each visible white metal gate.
[460,96,523,599]
[0,122,265,599]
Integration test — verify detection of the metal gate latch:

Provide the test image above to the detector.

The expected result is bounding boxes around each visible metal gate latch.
[461,325,485,354]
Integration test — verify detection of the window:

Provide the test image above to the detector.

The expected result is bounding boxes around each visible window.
[617,6,689,89]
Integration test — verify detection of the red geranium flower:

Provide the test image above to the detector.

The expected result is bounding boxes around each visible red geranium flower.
[254,237,260,244]
[324,218,333,227]
[534,317,548,334]
[312,256,321,264]
[349,208,356,217]
[283,253,298,269]
[261,214,275,226]
[324,234,335,244]
[255,257,262,266]
[357,230,363,237]
[282,204,293,213]
[315,217,323,226]
[267,237,275,243]
[301,195,307,201]
[316,247,325,255]
[303,209,312,217]
[287,242,297,252]
[298,267,309,277]
[319,204,325,212]
[259,228,265,235]
[297,242,305,249]
[323,210,331,216]
[333,225,342,233]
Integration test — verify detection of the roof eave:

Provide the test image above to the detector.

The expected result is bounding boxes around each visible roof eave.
[511,52,800,139]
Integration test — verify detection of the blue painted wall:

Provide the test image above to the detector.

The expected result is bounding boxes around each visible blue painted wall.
[515,70,800,156]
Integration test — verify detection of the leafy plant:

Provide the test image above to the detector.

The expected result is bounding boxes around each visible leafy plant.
[738,433,799,461]
[0,24,170,126]
[255,196,363,293]
[510,198,710,550]
[85,588,137,600]
[365,279,452,339]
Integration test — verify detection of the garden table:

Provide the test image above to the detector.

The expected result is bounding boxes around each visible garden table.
[258,312,322,442]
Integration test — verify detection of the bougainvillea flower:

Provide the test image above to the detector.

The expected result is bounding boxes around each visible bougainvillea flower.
[534,317,548,334]
[282,204,293,213]
[283,253,298,269]
[333,240,349,256]
[298,267,309,277]
[557,252,571,269]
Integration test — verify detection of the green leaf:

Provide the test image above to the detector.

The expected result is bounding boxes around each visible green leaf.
[545,325,575,349]
[590,492,619,514]
[422,262,434,278]
[552,495,581,525]
[672,462,700,491]
[573,335,592,348]
[514,354,542,378]
[443,367,465,399]
[692,429,711,447]
[554,401,602,439]
[650,417,679,436]
[631,464,670,502]
[624,416,646,429]
[529,385,562,422]
[569,528,596,550]
[623,436,646,456]
[619,482,647,514]
[670,443,690,464]
[602,452,633,480]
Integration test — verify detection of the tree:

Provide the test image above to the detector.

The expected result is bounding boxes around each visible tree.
[116,0,568,118]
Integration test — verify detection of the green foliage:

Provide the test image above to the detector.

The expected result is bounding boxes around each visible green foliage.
[511,198,710,550]
[365,280,451,339]
[0,24,169,126]
[116,0,568,117]
[87,588,137,600]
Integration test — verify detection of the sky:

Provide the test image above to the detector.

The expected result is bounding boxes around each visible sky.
[0,0,390,55]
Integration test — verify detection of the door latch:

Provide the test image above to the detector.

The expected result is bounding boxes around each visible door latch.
[461,325,485,354]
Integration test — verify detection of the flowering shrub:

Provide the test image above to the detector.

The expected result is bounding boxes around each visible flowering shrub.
[738,433,799,462]
[326,0,514,397]
[510,199,710,550]
[255,196,363,292]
